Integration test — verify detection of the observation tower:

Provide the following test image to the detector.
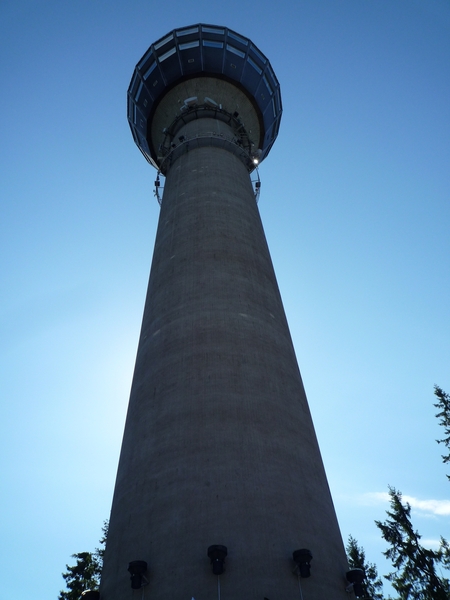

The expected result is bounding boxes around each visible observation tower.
[100,24,352,600]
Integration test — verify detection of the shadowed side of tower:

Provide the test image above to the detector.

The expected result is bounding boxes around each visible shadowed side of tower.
[100,25,350,600]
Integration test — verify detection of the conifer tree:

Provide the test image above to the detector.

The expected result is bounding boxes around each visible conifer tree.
[434,385,450,480]
[434,385,450,568]
[59,521,108,600]
[375,487,450,600]
[59,552,101,600]
[346,535,384,599]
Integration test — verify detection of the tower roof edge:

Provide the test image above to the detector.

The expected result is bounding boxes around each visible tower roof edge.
[127,24,282,168]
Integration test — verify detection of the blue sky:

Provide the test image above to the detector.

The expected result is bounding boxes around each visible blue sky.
[1,1,449,598]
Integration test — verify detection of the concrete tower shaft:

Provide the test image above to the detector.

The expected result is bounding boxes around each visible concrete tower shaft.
[101,25,350,600]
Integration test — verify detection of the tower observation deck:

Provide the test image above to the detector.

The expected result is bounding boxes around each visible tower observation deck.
[101,24,351,600]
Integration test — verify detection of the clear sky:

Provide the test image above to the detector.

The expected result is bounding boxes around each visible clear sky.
[1,1,449,598]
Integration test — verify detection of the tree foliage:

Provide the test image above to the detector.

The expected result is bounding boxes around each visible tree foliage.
[434,385,450,480]
[346,535,384,599]
[59,521,108,600]
[375,487,450,600]
[59,552,101,600]
[95,520,108,564]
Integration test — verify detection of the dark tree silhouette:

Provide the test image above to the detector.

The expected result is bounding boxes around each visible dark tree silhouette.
[346,535,384,599]
[375,487,450,600]
[434,385,450,480]
[58,521,107,600]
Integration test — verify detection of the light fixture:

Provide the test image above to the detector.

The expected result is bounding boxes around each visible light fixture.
[253,149,262,164]
[204,96,218,107]
[81,592,100,600]
[346,569,365,597]
[207,545,228,575]
[128,560,148,590]
[184,96,198,107]
[292,549,313,578]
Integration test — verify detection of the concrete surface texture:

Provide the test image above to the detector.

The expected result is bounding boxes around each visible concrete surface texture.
[100,111,350,599]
